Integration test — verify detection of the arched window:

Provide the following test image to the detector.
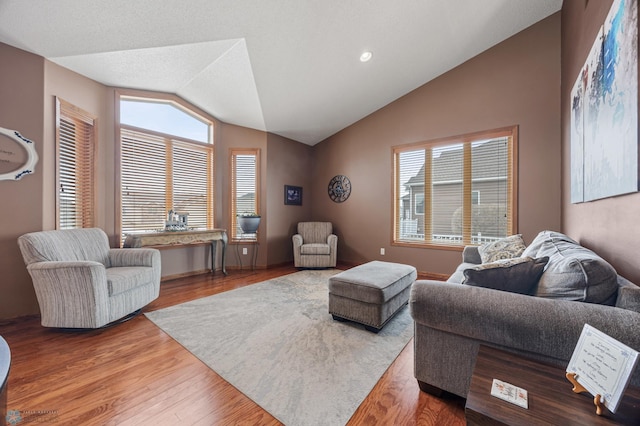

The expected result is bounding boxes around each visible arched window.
[117,94,214,243]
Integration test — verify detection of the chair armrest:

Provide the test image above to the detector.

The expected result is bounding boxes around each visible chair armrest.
[292,234,303,248]
[410,280,640,362]
[462,246,481,264]
[27,260,109,302]
[327,234,337,249]
[109,248,159,268]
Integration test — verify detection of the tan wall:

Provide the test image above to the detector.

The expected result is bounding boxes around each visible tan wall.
[313,13,562,276]
[265,133,314,265]
[561,0,640,285]
[216,121,268,269]
[0,43,45,318]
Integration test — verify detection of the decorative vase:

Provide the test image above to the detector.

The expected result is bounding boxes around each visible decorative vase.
[238,216,261,234]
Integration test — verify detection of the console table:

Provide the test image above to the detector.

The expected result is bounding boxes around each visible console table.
[123,229,227,275]
[465,345,640,425]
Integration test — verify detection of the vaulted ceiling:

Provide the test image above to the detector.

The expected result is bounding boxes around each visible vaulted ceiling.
[0,0,562,145]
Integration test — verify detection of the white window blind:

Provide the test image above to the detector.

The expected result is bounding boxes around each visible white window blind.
[172,141,213,229]
[56,98,96,230]
[120,128,214,239]
[230,149,260,240]
[394,126,517,247]
[121,129,168,235]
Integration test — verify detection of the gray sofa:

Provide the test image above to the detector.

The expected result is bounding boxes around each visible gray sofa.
[409,230,640,398]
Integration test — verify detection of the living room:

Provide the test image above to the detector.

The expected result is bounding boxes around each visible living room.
[1,0,640,424]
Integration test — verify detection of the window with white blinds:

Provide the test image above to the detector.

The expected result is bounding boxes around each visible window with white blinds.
[56,98,96,229]
[118,95,214,242]
[230,149,260,240]
[393,126,517,247]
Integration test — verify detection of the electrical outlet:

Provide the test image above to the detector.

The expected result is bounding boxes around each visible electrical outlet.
[380,248,385,255]
[242,247,248,255]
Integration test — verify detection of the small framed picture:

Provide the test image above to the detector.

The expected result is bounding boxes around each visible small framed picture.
[284,185,302,206]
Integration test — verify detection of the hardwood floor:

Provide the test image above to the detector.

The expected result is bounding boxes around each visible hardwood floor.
[0,265,465,425]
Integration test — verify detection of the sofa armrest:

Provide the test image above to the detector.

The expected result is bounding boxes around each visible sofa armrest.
[292,234,303,248]
[462,246,481,264]
[410,280,640,362]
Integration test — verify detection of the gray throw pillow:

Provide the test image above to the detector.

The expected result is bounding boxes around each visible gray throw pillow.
[529,231,618,304]
[478,234,527,263]
[463,256,549,295]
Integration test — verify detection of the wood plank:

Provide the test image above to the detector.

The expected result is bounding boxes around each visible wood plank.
[1,265,465,425]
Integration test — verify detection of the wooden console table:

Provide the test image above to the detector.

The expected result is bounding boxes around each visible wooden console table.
[123,229,227,275]
[465,345,640,425]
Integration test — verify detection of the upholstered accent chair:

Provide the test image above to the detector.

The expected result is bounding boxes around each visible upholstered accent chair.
[292,222,337,268]
[18,228,161,329]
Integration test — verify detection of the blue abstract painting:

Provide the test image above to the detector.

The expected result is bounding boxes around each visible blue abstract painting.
[571,0,638,203]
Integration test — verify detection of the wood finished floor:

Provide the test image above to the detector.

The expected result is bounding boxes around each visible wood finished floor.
[1,265,465,425]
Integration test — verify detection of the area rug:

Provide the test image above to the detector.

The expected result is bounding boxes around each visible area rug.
[145,269,413,426]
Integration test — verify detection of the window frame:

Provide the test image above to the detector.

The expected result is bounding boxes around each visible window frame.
[392,126,518,250]
[229,148,261,242]
[115,91,215,245]
[55,97,97,230]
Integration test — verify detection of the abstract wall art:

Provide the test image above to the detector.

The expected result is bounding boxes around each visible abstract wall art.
[571,0,638,203]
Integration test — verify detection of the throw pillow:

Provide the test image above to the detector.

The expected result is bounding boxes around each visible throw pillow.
[463,256,549,295]
[478,234,527,263]
[529,231,618,304]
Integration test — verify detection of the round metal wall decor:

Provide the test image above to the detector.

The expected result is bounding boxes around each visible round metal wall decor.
[328,175,351,203]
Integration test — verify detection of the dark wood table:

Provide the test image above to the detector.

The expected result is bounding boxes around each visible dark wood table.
[465,345,640,425]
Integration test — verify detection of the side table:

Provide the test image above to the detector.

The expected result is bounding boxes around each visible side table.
[465,345,640,425]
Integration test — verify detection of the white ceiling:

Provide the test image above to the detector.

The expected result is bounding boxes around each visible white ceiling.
[0,0,562,145]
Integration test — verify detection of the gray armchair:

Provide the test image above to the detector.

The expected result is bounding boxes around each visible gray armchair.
[292,222,337,268]
[18,228,161,329]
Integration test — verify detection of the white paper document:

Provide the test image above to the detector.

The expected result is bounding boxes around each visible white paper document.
[567,324,639,413]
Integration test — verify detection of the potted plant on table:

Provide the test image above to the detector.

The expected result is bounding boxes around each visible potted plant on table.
[237,212,261,234]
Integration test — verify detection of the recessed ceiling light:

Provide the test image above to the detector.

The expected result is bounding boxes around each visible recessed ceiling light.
[360,51,373,62]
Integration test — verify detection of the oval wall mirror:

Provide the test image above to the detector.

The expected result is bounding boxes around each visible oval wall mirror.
[0,127,38,181]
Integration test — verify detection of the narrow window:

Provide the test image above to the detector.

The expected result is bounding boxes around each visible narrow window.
[56,98,96,229]
[230,149,260,241]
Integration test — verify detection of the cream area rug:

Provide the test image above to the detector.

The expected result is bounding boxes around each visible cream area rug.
[145,269,413,426]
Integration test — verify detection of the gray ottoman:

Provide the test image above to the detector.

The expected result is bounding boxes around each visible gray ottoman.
[328,261,417,332]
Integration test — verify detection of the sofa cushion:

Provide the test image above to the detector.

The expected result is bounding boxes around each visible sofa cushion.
[524,231,618,304]
[478,234,527,263]
[448,262,478,284]
[616,277,640,313]
[107,267,155,296]
[462,256,549,295]
[300,243,331,255]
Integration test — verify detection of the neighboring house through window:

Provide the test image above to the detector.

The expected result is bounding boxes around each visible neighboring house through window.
[394,126,517,247]
[56,98,97,229]
[117,94,214,243]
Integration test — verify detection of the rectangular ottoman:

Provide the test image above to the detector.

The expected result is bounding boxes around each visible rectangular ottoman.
[328,261,417,332]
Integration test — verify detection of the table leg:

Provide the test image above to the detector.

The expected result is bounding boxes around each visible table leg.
[209,232,228,276]
[220,232,228,275]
